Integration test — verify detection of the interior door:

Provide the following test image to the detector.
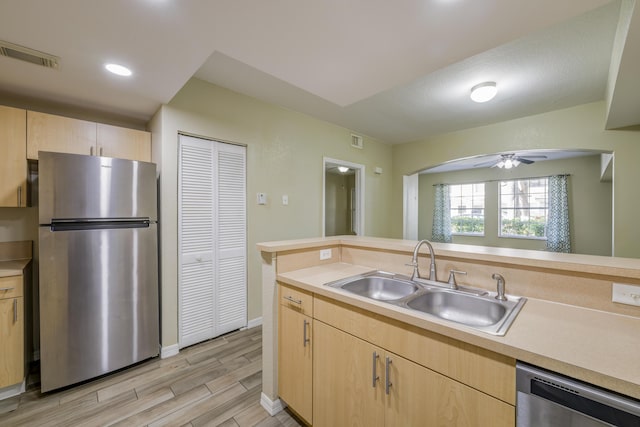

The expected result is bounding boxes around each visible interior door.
[178,135,247,348]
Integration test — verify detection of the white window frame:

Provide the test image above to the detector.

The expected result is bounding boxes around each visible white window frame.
[449,182,485,237]
[498,177,548,240]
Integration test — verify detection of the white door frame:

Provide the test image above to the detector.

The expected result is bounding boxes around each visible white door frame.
[403,173,419,240]
[322,157,365,236]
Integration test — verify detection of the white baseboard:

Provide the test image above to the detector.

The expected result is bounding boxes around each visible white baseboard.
[0,380,25,401]
[160,343,179,359]
[260,392,286,416]
[246,317,263,329]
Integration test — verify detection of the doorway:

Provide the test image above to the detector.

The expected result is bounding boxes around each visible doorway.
[323,157,365,236]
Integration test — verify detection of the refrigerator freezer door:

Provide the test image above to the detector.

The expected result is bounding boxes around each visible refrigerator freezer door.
[39,224,159,392]
[38,151,157,223]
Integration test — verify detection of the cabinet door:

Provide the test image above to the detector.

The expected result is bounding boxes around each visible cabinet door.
[385,352,515,427]
[313,321,385,427]
[97,123,151,162]
[0,297,24,387]
[0,106,27,207]
[27,111,96,159]
[278,306,312,423]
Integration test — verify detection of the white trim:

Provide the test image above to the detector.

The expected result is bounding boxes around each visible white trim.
[260,392,286,416]
[323,157,365,236]
[246,317,263,329]
[160,343,179,359]
[0,380,25,400]
[403,174,419,240]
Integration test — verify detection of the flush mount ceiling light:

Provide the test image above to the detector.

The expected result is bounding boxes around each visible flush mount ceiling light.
[470,81,497,103]
[337,166,350,173]
[105,63,132,77]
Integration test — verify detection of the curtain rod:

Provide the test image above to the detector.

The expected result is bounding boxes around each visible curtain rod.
[432,173,571,187]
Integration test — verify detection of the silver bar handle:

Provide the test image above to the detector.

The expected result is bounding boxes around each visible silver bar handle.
[385,356,392,395]
[13,299,17,323]
[284,295,302,305]
[372,351,380,387]
[0,287,15,291]
[303,319,310,347]
[17,186,22,207]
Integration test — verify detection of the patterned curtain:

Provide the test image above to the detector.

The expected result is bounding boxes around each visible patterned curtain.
[546,175,571,253]
[432,184,452,243]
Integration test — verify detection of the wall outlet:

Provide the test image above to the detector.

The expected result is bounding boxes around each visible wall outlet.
[320,249,332,260]
[612,283,640,307]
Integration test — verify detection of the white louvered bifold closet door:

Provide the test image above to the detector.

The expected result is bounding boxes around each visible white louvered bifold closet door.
[178,135,247,348]
[215,143,247,334]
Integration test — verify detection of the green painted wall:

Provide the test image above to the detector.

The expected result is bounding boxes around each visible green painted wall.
[151,78,393,348]
[418,155,612,255]
[392,101,640,258]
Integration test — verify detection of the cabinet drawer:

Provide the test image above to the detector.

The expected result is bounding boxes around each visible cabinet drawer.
[279,283,313,316]
[0,275,23,299]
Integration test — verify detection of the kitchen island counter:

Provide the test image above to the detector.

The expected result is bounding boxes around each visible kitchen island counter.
[277,261,640,400]
[258,236,640,409]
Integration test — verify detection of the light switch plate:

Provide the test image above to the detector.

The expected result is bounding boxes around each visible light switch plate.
[612,283,640,306]
[282,195,288,205]
[320,249,332,260]
[257,193,267,205]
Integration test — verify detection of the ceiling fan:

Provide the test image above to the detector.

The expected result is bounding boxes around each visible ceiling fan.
[474,153,548,169]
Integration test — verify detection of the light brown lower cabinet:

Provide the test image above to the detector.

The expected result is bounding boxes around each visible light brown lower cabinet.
[0,275,24,388]
[313,321,514,427]
[278,303,313,424]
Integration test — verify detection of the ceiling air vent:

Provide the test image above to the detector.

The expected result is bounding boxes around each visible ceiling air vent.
[0,40,59,69]
[351,134,363,149]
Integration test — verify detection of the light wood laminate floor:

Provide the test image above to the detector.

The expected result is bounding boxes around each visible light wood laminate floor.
[0,326,303,427]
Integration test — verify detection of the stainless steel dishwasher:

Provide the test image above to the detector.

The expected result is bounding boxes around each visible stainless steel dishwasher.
[517,362,640,426]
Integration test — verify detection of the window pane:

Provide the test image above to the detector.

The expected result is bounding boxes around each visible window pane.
[449,182,485,235]
[499,178,549,239]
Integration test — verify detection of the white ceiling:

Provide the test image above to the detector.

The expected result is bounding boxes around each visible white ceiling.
[0,0,637,143]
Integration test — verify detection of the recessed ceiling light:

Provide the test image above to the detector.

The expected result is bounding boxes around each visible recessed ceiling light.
[105,63,132,77]
[470,81,497,103]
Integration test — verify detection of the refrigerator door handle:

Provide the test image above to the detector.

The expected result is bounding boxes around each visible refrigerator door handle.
[50,219,151,232]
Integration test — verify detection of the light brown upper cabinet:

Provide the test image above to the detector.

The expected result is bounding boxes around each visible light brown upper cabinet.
[97,123,151,162]
[0,106,27,207]
[27,111,151,162]
[27,111,96,159]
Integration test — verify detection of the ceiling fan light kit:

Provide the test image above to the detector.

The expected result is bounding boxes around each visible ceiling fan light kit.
[489,153,547,169]
[496,158,520,169]
[470,81,497,103]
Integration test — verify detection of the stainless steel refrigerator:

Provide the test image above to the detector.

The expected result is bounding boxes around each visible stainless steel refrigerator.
[38,151,159,392]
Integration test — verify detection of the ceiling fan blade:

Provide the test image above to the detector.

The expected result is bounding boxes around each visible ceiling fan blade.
[474,160,498,167]
[517,158,535,164]
[518,155,548,159]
